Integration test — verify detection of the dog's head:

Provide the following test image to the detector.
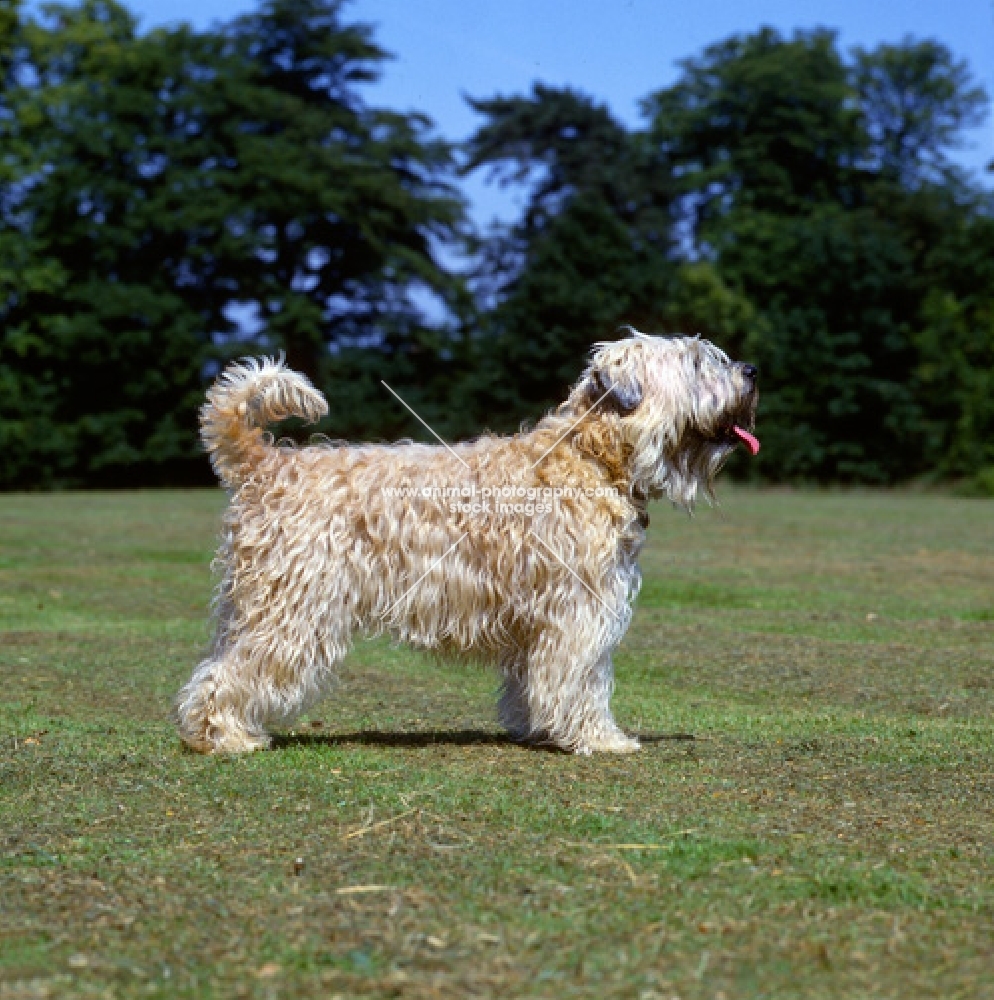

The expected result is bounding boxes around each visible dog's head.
[568,330,759,507]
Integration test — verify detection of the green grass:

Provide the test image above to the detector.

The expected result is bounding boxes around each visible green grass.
[1,488,993,999]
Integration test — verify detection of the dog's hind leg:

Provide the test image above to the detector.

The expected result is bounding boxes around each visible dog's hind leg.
[176,601,350,754]
[496,651,533,743]
[175,649,272,753]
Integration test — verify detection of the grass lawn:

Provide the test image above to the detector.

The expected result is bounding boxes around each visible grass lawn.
[1,487,993,999]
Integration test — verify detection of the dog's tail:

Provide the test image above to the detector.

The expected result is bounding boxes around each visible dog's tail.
[201,356,329,488]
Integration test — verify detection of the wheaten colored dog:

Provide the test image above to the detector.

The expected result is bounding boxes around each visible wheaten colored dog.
[175,331,759,755]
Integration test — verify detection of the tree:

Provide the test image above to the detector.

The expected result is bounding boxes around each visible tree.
[4,9,992,488]
[209,0,464,381]
[0,0,464,486]
[0,0,213,486]
[910,193,994,476]
[643,28,865,228]
[458,85,678,430]
[642,28,991,481]
[463,30,993,481]
[854,39,988,187]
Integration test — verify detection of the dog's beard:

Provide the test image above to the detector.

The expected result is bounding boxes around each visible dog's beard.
[642,390,758,509]
[651,435,735,507]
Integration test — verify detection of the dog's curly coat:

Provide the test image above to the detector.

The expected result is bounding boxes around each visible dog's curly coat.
[175,331,759,755]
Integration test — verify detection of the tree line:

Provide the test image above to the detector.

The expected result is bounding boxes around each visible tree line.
[1,0,992,488]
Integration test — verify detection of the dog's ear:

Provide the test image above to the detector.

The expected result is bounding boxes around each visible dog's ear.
[592,365,642,413]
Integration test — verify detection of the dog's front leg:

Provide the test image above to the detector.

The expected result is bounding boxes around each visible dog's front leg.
[570,651,641,755]
[501,630,640,754]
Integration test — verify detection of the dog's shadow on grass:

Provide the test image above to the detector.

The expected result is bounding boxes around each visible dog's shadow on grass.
[272,729,512,751]
[272,729,696,751]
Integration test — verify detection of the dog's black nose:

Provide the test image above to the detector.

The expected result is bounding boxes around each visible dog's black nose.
[741,364,758,381]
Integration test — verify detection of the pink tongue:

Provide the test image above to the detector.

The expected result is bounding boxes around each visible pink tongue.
[732,425,760,456]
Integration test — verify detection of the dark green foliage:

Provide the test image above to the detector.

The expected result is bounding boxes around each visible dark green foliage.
[726,204,923,481]
[854,38,988,187]
[0,0,461,486]
[460,31,994,480]
[457,193,674,432]
[0,0,213,486]
[1,6,992,486]
[210,0,463,380]
[458,86,679,428]
[643,29,865,219]
[646,30,993,482]
[911,195,994,476]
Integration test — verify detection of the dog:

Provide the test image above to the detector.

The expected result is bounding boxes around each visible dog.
[175,331,759,755]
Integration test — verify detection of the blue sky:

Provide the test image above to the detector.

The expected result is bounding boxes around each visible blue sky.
[122,0,994,225]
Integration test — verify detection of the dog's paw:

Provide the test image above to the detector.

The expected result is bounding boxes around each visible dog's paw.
[602,735,642,753]
[205,727,271,754]
[579,731,641,754]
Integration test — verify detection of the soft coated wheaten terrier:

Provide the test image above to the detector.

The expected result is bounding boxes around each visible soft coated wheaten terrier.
[175,331,759,755]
